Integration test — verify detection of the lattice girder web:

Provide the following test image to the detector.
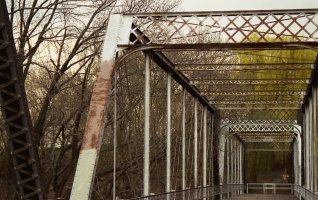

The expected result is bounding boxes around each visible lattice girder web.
[220,109,300,143]
[0,1,44,199]
[130,9,318,44]
[230,124,297,143]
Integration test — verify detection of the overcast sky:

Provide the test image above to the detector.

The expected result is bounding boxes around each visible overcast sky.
[182,0,318,11]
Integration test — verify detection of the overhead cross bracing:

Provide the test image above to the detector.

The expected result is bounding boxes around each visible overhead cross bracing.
[124,10,318,110]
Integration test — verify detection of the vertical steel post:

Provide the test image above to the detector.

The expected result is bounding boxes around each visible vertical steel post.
[194,97,198,188]
[234,139,237,196]
[231,138,234,186]
[219,127,227,186]
[309,97,313,191]
[166,72,171,194]
[237,141,240,194]
[240,142,243,194]
[294,129,302,187]
[302,111,306,188]
[203,106,207,200]
[313,86,317,192]
[294,141,298,185]
[113,71,117,200]
[305,105,310,189]
[236,140,240,191]
[182,89,186,198]
[143,52,151,196]
[211,113,214,187]
[226,136,230,198]
[295,125,302,187]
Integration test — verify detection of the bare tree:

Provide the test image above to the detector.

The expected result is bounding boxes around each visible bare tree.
[1,0,181,199]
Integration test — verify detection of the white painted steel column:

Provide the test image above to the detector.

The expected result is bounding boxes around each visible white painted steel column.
[309,97,313,191]
[234,139,237,196]
[298,131,302,200]
[194,97,198,188]
[166,72,171,193]
[313,86,317,192]
[227,137,230,184]
[226,137,230,198]
[305,104,310,190]
[295,125,302,186]
[240,142,243,194]
[219,126,227,185]
[70,14,132,200]
[305,105,310,189]
[113,71,117,200]
[182,89,186,191]
[238,142,240,189]
[211,113,214,187]
[143,52,151,196]
[231,138,234,185]
[237,140,240,194]
[302,110,306,188]
[294,141,298,185]
[203,106,207,199]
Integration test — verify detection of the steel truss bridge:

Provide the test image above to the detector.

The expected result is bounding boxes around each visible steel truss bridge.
[1,1,318,199]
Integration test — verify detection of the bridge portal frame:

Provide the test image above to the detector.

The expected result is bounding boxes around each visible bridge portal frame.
[69,9,318,199]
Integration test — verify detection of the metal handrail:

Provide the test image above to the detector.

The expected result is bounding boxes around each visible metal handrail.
[118,184,318,200]
[293,185,318,200]
[121,184,245,200]
[247,183,293,194]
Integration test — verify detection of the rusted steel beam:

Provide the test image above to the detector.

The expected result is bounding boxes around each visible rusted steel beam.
[0,0,44,199]
[70,14,132,199]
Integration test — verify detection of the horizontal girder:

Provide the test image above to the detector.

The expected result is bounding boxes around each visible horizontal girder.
[175,63,314,71]
[203,91,305,96]
[129,9,318,44]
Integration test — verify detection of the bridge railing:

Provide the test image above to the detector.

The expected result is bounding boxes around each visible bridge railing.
[122,184,245,200]
[293,185,318,200]
[116,184,318,199]
[246,183,293,194]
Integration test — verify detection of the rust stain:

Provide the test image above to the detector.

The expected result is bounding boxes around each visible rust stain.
[90,133,98,150]
[80,59,115,151]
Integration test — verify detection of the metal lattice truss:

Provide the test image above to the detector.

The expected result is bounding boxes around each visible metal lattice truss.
[175,63,314,71]
[221,108,299,142]
[229,124,298,132]
[192,79,309,85]
[130,10,318,44]
[0,1,43,199]
[225,123,298,142]
[204,91,305,97]
[221,109,298,123]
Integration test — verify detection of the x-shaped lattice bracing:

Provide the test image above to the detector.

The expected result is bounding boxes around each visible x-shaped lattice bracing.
[130,10,318,44]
